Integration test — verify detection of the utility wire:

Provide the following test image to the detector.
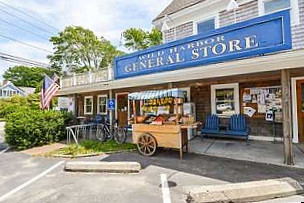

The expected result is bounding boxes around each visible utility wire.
[0,56,49,67]
[0,57,49,67]
[0,6,55,35]
[0,57,48,67]
[0,52,50,66]
[0,32,52,53]
[0,52,50,68]
[0,1,59,32]
[0,18,49,40]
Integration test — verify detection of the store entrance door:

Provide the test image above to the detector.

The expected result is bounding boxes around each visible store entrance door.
[296,80,304,143]
[116,93,129,127]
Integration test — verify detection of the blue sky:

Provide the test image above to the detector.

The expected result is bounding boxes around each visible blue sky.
[0,0,171,81]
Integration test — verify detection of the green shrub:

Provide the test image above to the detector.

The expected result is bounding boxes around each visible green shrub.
[0,94,40,118]
[5,108,72,150]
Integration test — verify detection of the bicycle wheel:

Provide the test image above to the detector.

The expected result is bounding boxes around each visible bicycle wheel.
[95,125,106,142]
[113,127,127,144]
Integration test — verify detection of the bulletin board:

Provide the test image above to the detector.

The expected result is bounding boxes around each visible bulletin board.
[241,86,282,120]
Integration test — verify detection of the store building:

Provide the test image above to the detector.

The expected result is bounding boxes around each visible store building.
[58,0,304,163]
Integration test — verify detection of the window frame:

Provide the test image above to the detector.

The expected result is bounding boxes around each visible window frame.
[211,83,240,117]
[193,14,219,35]
[84,96,93,115]
[97,94,108,115]
[258,0,300,25]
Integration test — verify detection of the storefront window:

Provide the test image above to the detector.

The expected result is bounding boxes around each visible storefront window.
[97,95,107,115]
[84,96,93,115]
[211,83,240,117]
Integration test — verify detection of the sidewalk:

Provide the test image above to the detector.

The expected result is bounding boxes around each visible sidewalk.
[189,137,304,168]
[21,143,67,156]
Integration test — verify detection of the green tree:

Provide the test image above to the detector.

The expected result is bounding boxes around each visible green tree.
[3,66,53,87]
[48,26,122,74]
[122,27,163,51]
[147,27,163,47]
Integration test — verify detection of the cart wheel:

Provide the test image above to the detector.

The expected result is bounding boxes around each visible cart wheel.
[137,133,157,156]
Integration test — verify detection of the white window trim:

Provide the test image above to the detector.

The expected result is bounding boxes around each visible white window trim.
[84,96,93,115]
[258,0,300,25]
[211,83,240,117]
[193,14,219,35]
[97,94,108,115]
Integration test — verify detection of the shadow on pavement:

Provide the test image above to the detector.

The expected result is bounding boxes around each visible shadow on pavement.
[101,149,304,184]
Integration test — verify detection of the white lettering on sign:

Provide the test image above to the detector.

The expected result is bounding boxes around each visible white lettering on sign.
[124,34,260,73]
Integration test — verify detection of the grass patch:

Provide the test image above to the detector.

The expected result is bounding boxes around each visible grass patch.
[46,140,136,158]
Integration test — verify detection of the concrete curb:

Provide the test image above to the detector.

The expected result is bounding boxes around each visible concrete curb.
[47,149,136,158]
[187,177,303,203]
[64,161,141,173]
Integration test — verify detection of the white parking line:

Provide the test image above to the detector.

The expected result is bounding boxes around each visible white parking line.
[161,174,172,203]
[0,161,65,202]
[0,147,10,155]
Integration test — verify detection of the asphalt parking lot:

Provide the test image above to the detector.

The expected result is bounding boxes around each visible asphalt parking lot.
[1,147,304,203]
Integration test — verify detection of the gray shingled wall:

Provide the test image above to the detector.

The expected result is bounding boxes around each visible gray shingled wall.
[164,21,193,42]
[292,0,304,49]
[219,0,259,27]
[164,0,304,50]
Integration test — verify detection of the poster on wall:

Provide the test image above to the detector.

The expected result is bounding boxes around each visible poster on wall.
[242,86,282,117]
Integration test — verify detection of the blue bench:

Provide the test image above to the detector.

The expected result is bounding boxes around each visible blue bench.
[201,114,250,144]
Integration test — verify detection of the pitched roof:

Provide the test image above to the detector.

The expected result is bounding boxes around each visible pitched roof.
[0,81,35,96]
[17,86,36,95]
[0,81,25,94]
[153,0,207,22]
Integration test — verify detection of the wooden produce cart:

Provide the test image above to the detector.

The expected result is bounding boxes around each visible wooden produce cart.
[129,89,194,159]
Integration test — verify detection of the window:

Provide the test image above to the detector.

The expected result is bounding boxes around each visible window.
[84,96,93,115]
[194,15,219,35]
[211,83,240,117]
[197,19,215,34]
[259,0,300,25]
[264,0,291,13]
[97,95,107,115]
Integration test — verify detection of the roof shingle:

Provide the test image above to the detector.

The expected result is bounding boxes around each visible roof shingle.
[153,0,207,22]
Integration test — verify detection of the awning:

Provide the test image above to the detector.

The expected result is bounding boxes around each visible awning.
[128,88,185,100]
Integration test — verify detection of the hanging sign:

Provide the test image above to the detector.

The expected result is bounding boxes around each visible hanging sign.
[114,10,291,79]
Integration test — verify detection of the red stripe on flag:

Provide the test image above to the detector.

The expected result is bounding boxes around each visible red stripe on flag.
[43,84,59,109]
[41,82,60,109]
[44,86,59,107]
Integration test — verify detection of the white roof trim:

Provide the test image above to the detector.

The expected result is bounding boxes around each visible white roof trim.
[0,82,26,94]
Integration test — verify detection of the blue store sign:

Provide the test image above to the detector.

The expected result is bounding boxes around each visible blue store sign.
[107,99,115,110]
[114,10,292,79]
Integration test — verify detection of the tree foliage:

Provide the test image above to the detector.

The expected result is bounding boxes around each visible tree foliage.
[48,26,123,74]
[122,27,163,51]
[3,66,53,88]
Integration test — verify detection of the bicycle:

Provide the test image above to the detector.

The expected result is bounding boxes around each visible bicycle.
[95,117,127,144]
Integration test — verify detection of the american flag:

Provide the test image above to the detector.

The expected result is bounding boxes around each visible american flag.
[40,75,60,109]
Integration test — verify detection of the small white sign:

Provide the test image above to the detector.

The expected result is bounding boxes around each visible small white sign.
[244,107,256,117]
